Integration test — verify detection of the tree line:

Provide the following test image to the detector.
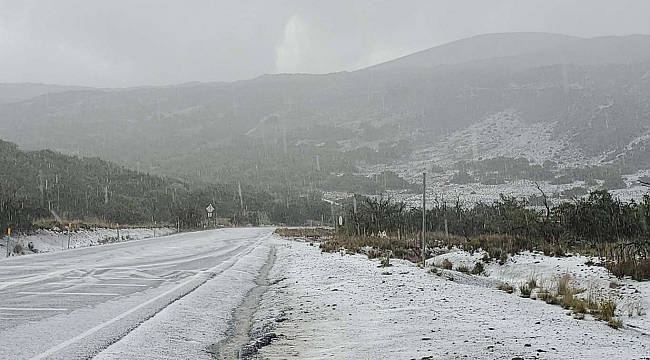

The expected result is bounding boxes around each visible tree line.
[341,189,650,279]
[0,140,331,234]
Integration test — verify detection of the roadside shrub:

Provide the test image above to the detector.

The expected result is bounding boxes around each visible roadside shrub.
[561,290,575,309]
[319,241,339,253]
[520,285,532,298]
[526,277,538,289]
[544,294,560,305]
[379,257,392,268]
[498,283,514,294]
[498,251,508,265]
[536,288,559,305]
[13,243,23,254]
[441,259,453,270]
[367,248,383,259]
[471,262,485,275]
[557,273,571,295]
[489,248,502,262]
[598,300,617,322]
[456,265,470,274]
[606,259,650,281]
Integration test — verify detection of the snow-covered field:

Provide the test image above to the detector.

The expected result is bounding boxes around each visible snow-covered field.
[256,241,650,359]
[2,227,175,255]
[429,250,650,334]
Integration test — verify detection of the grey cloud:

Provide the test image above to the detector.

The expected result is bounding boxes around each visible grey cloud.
[1,0,649,87]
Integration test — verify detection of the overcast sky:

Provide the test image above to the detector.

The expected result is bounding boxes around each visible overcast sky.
[1,0,650,88]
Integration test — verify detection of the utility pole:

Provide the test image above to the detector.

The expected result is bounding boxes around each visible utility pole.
[116,223,120,242]
[67,223,71,249]
[5,227,11,258]
[422,172,426,266]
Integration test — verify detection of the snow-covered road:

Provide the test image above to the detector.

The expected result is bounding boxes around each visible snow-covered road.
[0,227,278,360]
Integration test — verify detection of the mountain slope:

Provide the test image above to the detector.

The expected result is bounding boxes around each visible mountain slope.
[368,32,580,70]
[1,33,649,194]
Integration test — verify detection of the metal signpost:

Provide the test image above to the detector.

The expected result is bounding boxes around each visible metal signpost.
[422,172,426,266]
[206,204,215,227]
[67,223,72,249]
[5,227,10,258]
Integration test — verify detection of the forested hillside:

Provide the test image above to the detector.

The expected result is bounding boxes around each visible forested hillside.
[0,139,330,234]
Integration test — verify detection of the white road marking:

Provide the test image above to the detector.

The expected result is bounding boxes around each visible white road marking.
[29,233,269,360]
[0,307,68,311]
[18,292,119,296]
[49,282,148,287]
[81,277,164,282]
[0,269,72,291]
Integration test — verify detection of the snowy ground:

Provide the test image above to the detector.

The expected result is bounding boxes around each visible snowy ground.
[1,227,175,255]
[256,241,650,360]
[429,249,650,335]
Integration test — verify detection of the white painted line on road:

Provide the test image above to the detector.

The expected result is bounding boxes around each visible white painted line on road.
[81,277,165,282]
[49,282,148,287]
[0,269,72,291]
[29,232,270,360]
[0,307,68,311]
[18,292,119,296]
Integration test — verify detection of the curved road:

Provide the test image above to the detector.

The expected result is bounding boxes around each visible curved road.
[0,227,276,359]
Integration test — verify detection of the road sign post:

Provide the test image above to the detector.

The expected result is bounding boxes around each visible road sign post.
[67,223,72,249]
[5,227,10,258]
[206,204,215,227]
[422,172,426,266]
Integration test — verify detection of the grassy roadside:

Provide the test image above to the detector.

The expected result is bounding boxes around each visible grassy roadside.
[275,228,641,329]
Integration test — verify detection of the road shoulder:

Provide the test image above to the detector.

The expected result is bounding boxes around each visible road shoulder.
[256,240,650,360]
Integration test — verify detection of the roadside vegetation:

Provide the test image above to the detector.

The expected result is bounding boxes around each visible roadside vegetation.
[319,191,650,280]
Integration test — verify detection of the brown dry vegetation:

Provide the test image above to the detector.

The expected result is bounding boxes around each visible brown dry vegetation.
[274,227,333,240]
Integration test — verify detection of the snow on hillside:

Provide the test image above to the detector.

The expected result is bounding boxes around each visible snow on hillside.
[415,110,590,173]
[388,175,650,209]
[2,228,175,256]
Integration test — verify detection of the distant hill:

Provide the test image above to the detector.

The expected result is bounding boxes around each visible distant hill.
[1,33,649,195]
[367,32,581,71]
[0,83,92,103]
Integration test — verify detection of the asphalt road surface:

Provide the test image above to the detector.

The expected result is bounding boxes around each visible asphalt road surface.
[0,227,276,360]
